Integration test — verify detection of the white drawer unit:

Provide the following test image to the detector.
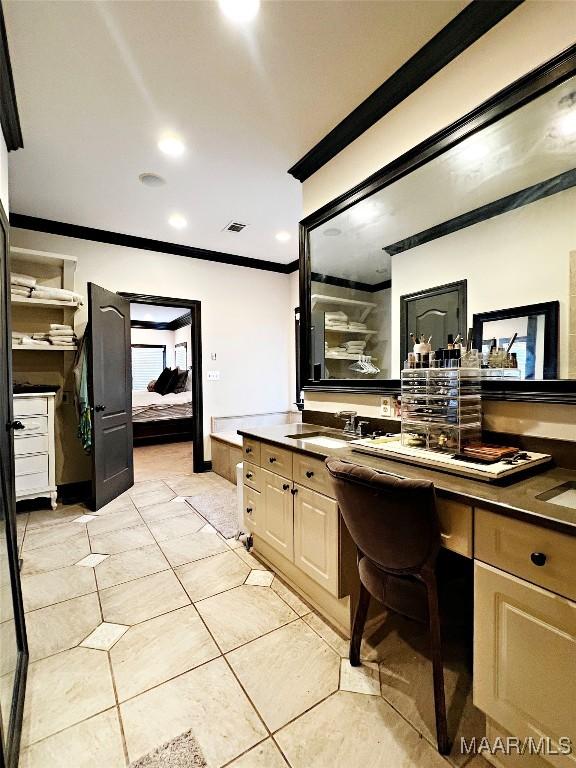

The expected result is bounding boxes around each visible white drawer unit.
[13,393,57,510]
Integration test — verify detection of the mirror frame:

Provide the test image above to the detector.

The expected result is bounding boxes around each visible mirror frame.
[299,44,576,405]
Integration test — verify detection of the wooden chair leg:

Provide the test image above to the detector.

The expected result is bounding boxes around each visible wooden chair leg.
[425,576,451,755]
[349,581,370,667]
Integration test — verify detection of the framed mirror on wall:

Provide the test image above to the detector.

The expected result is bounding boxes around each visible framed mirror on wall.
[299,44,576,402]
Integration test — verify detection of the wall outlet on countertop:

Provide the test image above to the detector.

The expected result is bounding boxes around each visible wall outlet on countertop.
[380,396,392,417]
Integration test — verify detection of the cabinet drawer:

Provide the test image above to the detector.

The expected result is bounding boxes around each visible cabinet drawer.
[243,485,261,534]
[436,498,473,558]
[243,462,262,492]
[294,485,339,596]
[17,415,48,435]
[13,397,48,417]
[243,438,261,466]
[14,434,49,456]
[15,453,48,477]
[293,453,335,498]
[261,442,293,480]
[475,507,576,601]
[16,471,49,495]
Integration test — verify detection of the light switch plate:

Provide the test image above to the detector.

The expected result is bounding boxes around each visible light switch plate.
[380,396,392,417]
[207,371,220,381]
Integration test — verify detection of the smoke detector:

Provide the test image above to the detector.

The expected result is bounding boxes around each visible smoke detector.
[223,221,247,233]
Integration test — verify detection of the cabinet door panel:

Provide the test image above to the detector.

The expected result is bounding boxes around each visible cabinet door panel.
[243,485,261,535]
[261,468,293,561]
[294,485,339,596]
[474,562,576,767]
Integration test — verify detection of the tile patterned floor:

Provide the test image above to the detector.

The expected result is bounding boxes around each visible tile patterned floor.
[16,472,489,768]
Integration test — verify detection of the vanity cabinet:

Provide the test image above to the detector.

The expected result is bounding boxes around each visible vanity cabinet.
[261,468,294,561]
[293,485,339,596]
[474,562,576,766]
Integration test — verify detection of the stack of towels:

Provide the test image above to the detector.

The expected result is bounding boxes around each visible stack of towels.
[325,311,348,329]
[12,331,50,347]
[342,340,366,354]
[48,324,77,346]
[10,272,37,299]
[10,272,84,305]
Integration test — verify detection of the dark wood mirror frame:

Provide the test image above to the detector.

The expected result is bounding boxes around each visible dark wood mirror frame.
[473,301,560,381]
[298,44,576,405]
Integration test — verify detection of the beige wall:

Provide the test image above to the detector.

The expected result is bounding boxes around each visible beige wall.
[11,227,295,481]
[303,2,576,217]
[0,134,8,214]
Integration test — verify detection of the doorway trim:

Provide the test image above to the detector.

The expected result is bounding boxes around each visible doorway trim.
[119,293,206,473]
[399,280,467,369]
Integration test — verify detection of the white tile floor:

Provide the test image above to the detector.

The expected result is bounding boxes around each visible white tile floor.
[16,472,489,768]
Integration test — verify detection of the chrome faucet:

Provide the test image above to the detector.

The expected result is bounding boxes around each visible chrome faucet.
[336,410,358,435]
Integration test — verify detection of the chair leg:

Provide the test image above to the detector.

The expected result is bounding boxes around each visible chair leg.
[425,576,451,755]
[349,581,370,667]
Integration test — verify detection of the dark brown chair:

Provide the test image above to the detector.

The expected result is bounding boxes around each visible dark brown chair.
[325,457,450,755]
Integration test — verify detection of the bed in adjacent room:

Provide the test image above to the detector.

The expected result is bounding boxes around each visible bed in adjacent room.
[132,387,193,443]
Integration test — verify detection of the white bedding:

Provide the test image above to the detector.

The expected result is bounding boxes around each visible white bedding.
[132,390,192,408]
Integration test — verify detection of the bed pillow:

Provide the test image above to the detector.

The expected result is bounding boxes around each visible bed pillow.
[163,367,182,395]
[173,369,189,394]
[153,367,174,395]
[146,379,157,392]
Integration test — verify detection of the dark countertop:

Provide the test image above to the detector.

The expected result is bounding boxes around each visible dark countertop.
[237,423,576,537]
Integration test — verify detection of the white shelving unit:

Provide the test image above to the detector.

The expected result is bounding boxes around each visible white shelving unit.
[324,326,377,335]
[11,295,79,310]
[325,352,374,361]
[13,344,78,352]
[311,293,377,323]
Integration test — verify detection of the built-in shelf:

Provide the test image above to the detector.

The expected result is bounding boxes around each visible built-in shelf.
[311,293,377,322]
[325,352,373,360]
[325,326,377,335]
[10,246,78,268]
[13,344,77,352]
[11,296,80,310]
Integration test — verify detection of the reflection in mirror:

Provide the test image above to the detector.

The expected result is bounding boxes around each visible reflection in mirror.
[306,71,576,382]
[0,489,18,754]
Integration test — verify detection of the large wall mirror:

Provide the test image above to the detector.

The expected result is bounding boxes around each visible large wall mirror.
[300,47,576,400]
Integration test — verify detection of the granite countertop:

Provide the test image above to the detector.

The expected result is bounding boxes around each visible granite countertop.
[237,423,576,537]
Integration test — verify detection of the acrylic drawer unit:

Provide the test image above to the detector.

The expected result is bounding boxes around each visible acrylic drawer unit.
[13,393,57,510]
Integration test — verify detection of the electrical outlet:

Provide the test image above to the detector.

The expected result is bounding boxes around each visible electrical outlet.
[207,371,220,381]
[380,396,392,417]
[210,352,217,360]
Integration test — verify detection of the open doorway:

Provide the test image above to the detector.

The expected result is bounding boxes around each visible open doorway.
[121,293,204,482]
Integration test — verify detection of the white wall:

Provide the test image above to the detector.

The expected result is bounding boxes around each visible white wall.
[11,227,293,475]
[391,190,576,377]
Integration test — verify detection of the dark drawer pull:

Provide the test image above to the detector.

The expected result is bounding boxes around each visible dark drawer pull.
[530,552,547,567]
[269,457,277,463]
[246,447,252,454]
[282,483,290,491]
[246,472,253,479]
[291,488,298,495]
[246,507,253,515]
[305,470,314,478]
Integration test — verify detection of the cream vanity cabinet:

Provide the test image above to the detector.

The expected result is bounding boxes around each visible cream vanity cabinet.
[13,393,57,510]
[474,509,576,767]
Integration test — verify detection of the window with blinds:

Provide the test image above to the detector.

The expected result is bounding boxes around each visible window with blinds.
[131,345,166,391]
[175,342,187,370]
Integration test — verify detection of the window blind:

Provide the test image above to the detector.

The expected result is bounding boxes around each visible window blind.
[132,345,166,391]
[175,342,187,370]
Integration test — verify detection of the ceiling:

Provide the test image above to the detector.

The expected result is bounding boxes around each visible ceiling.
[130,303,188,323]
[5,0,468,264]
[311,74,576,283]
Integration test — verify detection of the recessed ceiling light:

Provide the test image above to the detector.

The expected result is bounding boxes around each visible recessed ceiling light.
[158,134,185,158]
[323,227,341,237]
[275,231,291,243]
[555,109,576,139]
[350,201,378,225]
[139,172,166,187]
[168,213,187,230]
[218,0,260,23]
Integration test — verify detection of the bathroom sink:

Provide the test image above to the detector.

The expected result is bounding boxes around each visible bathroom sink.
[536,482,576,509]
[285,430,355,448]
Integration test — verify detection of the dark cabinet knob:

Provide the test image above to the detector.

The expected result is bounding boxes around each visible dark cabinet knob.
[269,457,277,463]
[8,420,25,431]
[246,472,253,479]
[246,447,252,454]
[291,487,299,495]
[305,470,314,478]
[246,507,253,515]
[95,404,106,412]
[530,552,547,567]
[282,483,290,491]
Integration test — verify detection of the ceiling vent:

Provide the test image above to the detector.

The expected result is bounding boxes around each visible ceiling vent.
[223,221,247,233]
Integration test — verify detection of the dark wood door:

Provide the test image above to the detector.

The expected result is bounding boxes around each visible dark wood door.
[400,281,467,366]
[0,202,27,768]
[88,283,133,510]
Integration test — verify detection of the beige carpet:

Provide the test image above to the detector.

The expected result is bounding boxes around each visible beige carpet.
[186,486,238,539]
[129,730,206,767]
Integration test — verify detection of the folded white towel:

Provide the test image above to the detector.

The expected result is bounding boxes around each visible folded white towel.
[11,273,37,288]
[50,338,76,346]
[21,336,50,346]
[11,287,31,297]
[50,323,73,331]
[32,333,49,340]
[49,328,76,337]
[31,287,83,304]
[325,311,348,322]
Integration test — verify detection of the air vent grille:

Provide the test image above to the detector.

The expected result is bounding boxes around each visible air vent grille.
[223,221,247,233]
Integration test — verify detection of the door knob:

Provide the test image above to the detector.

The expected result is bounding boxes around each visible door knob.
[7,420,25,431]
[94,404,106,412]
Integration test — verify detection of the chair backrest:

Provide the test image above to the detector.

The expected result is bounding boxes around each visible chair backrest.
[325,458,441,575]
